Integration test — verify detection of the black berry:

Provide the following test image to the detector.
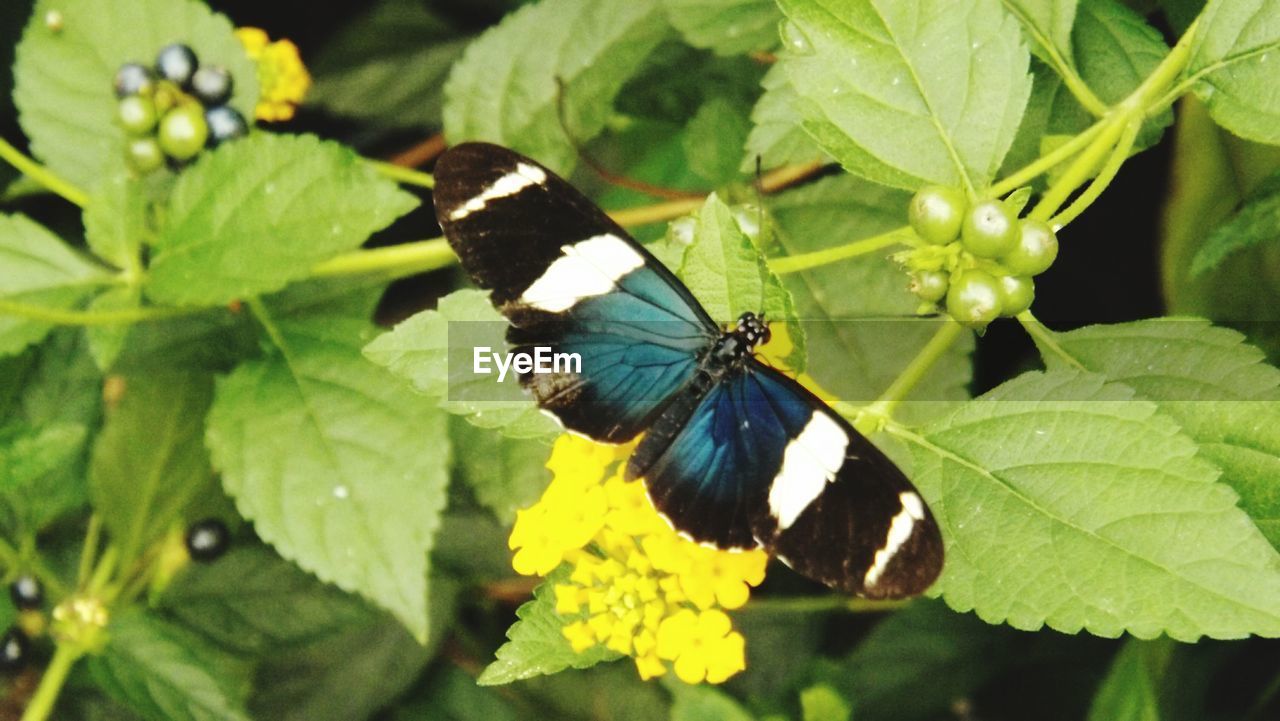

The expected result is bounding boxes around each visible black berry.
[8,575,43,610]
[114,62,155,97]
[185,519,230,562]
[205,105,248,146]
[155,43,198,87]
[191,65,233,106]
[0,628,28,672]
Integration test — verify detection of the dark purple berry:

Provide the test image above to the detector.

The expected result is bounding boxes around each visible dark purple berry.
[114,62,154,97]
[191,65,233,106]
[8,575,43,610]
[0,628,28,672]
[204,105,248,146]
[185,519,230,562]
[155,43,198,87]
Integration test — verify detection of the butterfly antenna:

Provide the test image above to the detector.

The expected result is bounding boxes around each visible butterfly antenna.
[552,77,700,201]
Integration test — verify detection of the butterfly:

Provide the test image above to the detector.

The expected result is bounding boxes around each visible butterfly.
[433,143,943,599]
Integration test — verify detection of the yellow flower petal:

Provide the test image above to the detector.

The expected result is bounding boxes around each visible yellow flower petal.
[655,609,697,660]
[554,584,582,615]
[562,621,596,653]
[704,632,746,684]
[673,652,708,684]
[635,653,667,680]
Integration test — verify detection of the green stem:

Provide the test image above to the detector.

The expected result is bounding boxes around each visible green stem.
[1000,2,1108,117]
[1028,116,1128,223]
[77,514,102,590]
[859,317,964,425]
[20,642,84,721]
[0,136,89,208]
[0,298,197,327]
[989,118,1108,197]
[769,226,915,275]
[365,159,435,189]
[1048,118,1141,228]
[310,237,455,278]
[85,546,118,597]
[1016,310,1086,371]
[0,535,70,600]
[744,594,907,614]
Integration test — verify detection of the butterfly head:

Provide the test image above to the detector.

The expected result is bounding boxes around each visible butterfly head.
[735,311,771,349]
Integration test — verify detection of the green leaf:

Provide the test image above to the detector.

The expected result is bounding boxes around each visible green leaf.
[478,566,621,685]
[741,64,830,172]
[832,599,1021,721]
[363,289,561,440]
[1000,0,1170,177]
[90,372,215,565]
[390,667,521,721]
[800,684,851,721]
[678,194,805,366]
[1032,318,1280,547]
[907,369,1280,640]
[666,681,755,721]
[1001,0,1078,68]
[206,302,449,641]
[147,133,418,306]
[682,96,752,185]
[450,416,551,524]
[661,0,781,56]
[1192,170,1280,275]
[1087,638,1175,721]
[0,212,110,356]
[158,545,372,656]
[776,0,1032,192]
[1158,97,1280,361]
[249,587,448,721]
[12,0,258,192]
[89,611,253,721]
[14,329,103,431]
[1187,0,1280,145]
[769,175,972,425]
[1071,0,1170,144]
[0,422,87,534]
[85,285,141,370]
[442,0,673,175]
[307,0,471,129]
[84,174,146,272]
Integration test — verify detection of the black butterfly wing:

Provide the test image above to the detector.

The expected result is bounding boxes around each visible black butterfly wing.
[630,358,943,598]
[433,143,719,442]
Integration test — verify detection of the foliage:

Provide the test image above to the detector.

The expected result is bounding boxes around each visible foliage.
[0,0,1278,719]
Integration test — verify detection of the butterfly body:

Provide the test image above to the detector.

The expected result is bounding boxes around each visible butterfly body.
[433,142,943,599]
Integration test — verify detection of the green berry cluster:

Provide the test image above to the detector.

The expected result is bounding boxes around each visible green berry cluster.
[901,185,1058,330]
[114,43,248,174]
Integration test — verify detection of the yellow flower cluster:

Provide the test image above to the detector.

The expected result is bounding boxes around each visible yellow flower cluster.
[235,28,311,122]
[510,435,768,684]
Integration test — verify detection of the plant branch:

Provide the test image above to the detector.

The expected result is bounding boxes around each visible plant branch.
[607,197,706,227]
[743,594,907,613]
[860,317,965,425]
[769,226,916,275]
[388,133,447,168]
[1000,1,1108,117]
[1048,118,1141,228]
[1016,310,1086,371]
[0,298,196,327]
[0,136,89,208]
[19,643,83,721]
[310,237,454,279]
[365,158,435,189]
[989,118,1108,197]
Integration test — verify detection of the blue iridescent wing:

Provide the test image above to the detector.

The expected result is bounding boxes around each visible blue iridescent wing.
[630,359,943,599]
[434,143,719,442]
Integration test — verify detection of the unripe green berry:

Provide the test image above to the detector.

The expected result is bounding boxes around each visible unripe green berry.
[961,199,1019,258]
[997,275,1035,316]
[158,104,208,161]
[946,270,1002,329]
[1002,219,1058,276]
[908,185,966,245]
[909,270,949,303]
[117,95,157,135]
[125,137,164,173]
